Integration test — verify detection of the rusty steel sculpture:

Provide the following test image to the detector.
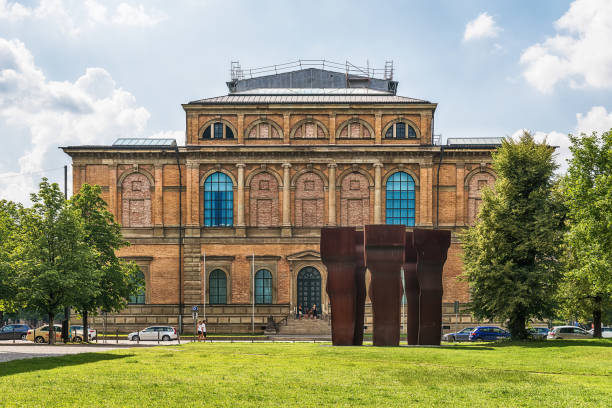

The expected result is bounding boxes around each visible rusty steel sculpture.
[403,231,420,345]
[413,229,451,345]
[353,230,366,346]
[364,225,406,346]
[321,227,358,346]
[321,225,451,347]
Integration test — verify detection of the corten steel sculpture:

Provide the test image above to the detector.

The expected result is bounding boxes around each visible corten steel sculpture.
[353,230,366,346]
[403,231,420,345]
[413,229,451,345]
[364,225,406,346]
[321,227,357,346]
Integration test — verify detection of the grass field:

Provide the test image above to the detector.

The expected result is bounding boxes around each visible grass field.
[1,340,611,407]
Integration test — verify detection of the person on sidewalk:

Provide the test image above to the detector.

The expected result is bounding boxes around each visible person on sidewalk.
[201,320,207,342]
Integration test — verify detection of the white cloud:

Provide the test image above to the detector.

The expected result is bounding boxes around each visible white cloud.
[463,12,501,42]
[509,105,612,173]
[0,0,166,34]
[0,38,152,203]
[575,106,612,135]
[112,3,166,27]
[520,0,612,92]
[150,130,185,142]
[0,0,31,21]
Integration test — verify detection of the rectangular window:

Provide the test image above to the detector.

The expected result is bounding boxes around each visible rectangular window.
[396,123,406,139]
[214,123,224,139]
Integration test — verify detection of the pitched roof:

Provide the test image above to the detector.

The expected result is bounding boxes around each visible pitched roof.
[187,92,430,105]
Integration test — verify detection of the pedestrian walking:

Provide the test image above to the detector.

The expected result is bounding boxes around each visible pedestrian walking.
[197,320,203,342]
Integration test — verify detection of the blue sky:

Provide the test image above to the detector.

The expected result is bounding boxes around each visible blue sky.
[1,0,611,203]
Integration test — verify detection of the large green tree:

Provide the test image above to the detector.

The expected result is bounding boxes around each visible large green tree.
[462,132,565,339]
[70,184,142,341]
[559,130,612,338]
[13,179,95,344]
[0,200,22,323]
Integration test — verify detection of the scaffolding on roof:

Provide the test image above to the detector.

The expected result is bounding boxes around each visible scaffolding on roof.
[230,59,394,81]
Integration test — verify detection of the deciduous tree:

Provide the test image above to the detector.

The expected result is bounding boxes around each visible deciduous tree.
[71,184,142,341]
[13,179,95,344]
[560,130,612,338]
[462,132,564,339]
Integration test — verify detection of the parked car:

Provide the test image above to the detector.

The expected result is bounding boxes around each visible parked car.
[587,327,612,338]
[128,326,177,342]
[547,326,592,340]
[469,326,511,341]
[529,327,550,340]
[442,327,474,342]
[70,325,97,342]
[0,324,31,341]
[25,325,71,343]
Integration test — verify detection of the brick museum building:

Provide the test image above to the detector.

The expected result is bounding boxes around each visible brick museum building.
[62,61,500,334]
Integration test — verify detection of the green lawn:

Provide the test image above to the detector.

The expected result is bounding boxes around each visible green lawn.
[1,340,611,407]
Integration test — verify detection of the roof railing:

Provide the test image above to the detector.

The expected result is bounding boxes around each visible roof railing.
[230,59,393,81]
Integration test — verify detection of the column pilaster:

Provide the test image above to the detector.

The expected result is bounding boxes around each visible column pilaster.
[327,163,337,226]
[235,163,246,237]
[282,163,292,236]
[373,162,383,223]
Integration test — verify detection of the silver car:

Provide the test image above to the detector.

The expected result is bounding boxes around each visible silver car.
[547,326,592,340]
[128,326,177,341]
[587,327,612,338]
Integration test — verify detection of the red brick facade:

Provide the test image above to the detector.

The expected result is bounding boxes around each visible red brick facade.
[63,88,497,332]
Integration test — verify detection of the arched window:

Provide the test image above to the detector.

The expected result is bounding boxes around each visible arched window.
[200,122,235,139]
[128,270,145,304]
[121,172,152,227]
[209,269,227,304]
[255,269,272,304]
[385,172,416,226]
[204,172,233,227]
[384,121,417,139]
[247,120,282,139]
[291,120,327,139]
[337,120,372,139]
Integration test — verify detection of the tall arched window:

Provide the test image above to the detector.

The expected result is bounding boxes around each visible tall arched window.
[204,172,233,227]
[128,270,145,304]
[209,269,227,304]
[385,172,416,226]
[255,269,272,304]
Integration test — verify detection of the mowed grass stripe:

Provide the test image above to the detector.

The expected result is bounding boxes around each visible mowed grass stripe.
[0,341,611,407]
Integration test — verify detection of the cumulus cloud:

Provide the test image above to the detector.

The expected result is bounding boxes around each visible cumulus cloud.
[520,0,612,92]
[0,0,166,33]
[112,3,166,27]
[463,12,501,42]
[575,106,612,134]
[0,38,151,203]
[509,105,612,173]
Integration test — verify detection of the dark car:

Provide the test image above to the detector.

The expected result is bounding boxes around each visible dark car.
[469,326,511,341]
[442,327,474,342]
[0,324,32,341]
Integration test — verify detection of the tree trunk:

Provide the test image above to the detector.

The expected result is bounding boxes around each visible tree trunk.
[48,313,55,345]
[83,310,88,342]
[508,311,528,340]
[593,296,602,338]
[0,310,4,324]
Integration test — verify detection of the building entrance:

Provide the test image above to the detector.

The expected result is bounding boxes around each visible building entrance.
[297,267,321,314]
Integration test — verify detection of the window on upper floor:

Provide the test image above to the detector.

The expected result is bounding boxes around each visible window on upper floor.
[337,119,373,139]
[128,270,146,304]
[247,120,282,139]
[204,172,234,227]
[384,121,417,139]
[291,120,327,139]
[200,121,235,140]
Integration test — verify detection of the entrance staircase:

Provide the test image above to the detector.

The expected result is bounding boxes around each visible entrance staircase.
[273,317,331,339]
